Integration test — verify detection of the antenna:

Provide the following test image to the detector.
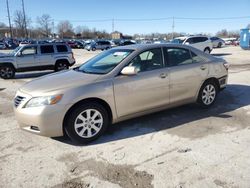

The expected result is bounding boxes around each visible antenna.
[6,0,13,39]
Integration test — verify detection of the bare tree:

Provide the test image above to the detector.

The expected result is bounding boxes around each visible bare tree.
[37,14,52,37]
[0,22,7,28]
[13,10,30,38]
[216,29,229,38]
[57,20,74,38]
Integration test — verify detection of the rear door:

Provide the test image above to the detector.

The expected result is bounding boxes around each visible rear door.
[16,45,38,69]
[164,47,208,104]
[38,45,55,67]
[114,48,170,117]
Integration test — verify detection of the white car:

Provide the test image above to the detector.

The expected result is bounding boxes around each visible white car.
[172,36,213,53]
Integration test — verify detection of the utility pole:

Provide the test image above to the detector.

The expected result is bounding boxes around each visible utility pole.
[21,0,28,38]
[172,16,175,39]
[52,20,55,39]
[112,18,114,33]
[6,0,13,39]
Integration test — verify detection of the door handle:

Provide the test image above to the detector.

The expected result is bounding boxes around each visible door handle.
[159,73,167,78]
[200,65,206,70]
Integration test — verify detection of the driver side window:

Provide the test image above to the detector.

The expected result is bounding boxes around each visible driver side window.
[21,46,37,55]
[129,48,163,73]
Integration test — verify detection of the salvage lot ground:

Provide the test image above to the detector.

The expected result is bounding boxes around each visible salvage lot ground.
[0,46,250,188]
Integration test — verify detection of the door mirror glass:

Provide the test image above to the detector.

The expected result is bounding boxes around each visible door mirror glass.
[121,66,137,75]
[184,42,190,45]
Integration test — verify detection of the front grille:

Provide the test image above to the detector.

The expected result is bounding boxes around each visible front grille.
[14,96,26,108]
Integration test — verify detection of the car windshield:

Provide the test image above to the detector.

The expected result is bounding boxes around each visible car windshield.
[77,49,133,74]
[171,39,185,44]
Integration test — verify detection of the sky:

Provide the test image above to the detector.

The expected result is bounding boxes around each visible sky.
[0,0,250,35]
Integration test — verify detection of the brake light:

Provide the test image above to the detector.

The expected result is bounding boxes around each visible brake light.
[223,62,229,70]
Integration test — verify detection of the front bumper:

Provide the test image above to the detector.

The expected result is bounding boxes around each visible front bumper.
[13,91,66,137]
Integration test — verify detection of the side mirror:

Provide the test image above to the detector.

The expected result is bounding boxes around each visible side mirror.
[121,66,137,76]
[185,42,190,45]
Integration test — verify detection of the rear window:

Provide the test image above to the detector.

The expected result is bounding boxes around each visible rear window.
[191,51,204,63]
[40,45,54,54]
[56,45,68,52]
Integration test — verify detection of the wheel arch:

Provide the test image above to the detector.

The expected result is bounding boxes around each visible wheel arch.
[55,59,70,66]
[62,97,113,134]
[0,62,16,70]
[196,77,220,100]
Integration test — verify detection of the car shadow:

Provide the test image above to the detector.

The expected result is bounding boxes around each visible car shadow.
[212,53,232,57]
[53,84,250,146]
[15,70,54,79]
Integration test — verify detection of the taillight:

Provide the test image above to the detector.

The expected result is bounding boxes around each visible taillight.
[223,62,229,70]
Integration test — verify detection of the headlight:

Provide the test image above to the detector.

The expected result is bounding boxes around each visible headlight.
[24,94,63,108]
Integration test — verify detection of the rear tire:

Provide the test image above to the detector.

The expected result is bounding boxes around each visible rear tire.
[92,47,96,51]
[64,102,109,144]
[0,66,15,79]
[55,61,69,72]
[217,42,222,48]
[197,80,218,108]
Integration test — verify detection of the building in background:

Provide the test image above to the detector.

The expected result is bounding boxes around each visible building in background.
[111,31,123,39]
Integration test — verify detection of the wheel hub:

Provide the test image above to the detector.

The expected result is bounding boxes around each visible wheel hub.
[74,109,103,138]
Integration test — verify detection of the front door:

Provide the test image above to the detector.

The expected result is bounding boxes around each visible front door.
[16,46,38,69]
[113,48,170,117]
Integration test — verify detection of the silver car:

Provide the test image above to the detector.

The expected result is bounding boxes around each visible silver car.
[210,37,225,48]
[85,41,111,51]
[14,44,228,143]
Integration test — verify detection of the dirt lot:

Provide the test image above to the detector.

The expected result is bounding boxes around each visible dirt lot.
[0,46,250,188]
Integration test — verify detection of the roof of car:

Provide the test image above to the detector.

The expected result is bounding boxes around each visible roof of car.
[113,43,192,51]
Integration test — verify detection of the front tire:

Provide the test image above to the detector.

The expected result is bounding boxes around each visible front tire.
[197,81,218,108]
[65,102,109,144]
[0,66,15,79]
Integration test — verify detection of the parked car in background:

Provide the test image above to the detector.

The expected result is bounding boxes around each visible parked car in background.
[19,41,29,46]
[67,41,77,48]
[85,40,111,51]
[14,44,228,143]
[74,41,85,48]
[232,39,240,46]
[119,40,136,46]
[0,43,75,79]
[172,36,213,53]
[0,42,6,49]
[210,37,225,48]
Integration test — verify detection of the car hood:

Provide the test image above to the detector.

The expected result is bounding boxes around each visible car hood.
[20,70,102,94]
[0,53,14,58]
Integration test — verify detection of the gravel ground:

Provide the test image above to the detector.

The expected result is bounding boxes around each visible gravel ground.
[0,46,250,188]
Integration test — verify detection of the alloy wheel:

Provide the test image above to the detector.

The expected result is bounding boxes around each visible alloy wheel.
[57,63,68,71]
[0,67,14,79]
[74,109,103,138]
[202,84,216,105]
